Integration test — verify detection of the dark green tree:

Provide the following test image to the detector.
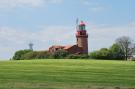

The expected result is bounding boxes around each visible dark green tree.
[12,50,32,60]
[21,51,53,60]
[21,51,38,60]
[52,49,69,59]
[66,54,89,59]
[109,44,124,60]
[98,48,111,59]
[36,51,52,59]
[90,48,111,59]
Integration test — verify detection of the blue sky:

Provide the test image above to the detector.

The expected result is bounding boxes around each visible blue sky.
[0,0,135,59]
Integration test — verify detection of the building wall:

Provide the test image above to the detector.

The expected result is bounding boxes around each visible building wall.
[65,45,83,54]
[49,45,83,55]
[77,37,88,54]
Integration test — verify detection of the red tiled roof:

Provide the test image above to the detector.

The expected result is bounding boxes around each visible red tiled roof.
[50,45,65,48]
[64,45,76,50]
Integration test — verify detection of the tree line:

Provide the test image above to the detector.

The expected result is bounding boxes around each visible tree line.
[12,36,135,60]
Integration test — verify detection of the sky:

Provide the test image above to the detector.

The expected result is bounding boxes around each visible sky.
[0,0,135,60]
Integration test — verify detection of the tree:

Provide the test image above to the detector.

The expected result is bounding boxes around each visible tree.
[89,48,111,59]
[66,54,89,59]
[12,50,32,60]
[109,44,124,60]
[99,48,111,59]
[35,51,52,59]
[89,51,100,59]
[90,45,126,60]
[116,36,135,60]
[22,50,54,59]
[21,51,38,60]
[52,49,69,59]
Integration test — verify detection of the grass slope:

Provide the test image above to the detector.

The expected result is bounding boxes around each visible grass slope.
[0,59,135,89]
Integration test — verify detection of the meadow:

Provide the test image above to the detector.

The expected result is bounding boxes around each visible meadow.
[0,59,135,89]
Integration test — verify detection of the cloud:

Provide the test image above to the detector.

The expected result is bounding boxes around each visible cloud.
[0,23,135,60]
[0,26,74,60]
[89,7,104,12]
[88,24,135,51]
[81,0,105,12]
[81,0,91,5]
[0,0,63,8]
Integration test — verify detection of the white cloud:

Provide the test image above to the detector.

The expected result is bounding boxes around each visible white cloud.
[0,0,63,8]
[50,0,63,3]
[89,7,104,12]
[81,0,105,12]
[0,26,74,60]
[0,24,135,60]
[88,24,135,51]
[81,0,90,5]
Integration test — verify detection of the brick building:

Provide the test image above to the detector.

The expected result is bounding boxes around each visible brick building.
[49,21,88,55]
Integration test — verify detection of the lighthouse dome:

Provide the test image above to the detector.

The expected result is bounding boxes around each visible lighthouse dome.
[78,21,86,31]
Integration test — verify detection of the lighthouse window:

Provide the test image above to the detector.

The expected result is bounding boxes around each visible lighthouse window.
[82,26,85,30]
[79,25,85,30]
[79,25,82,30]
[80,32,83,35]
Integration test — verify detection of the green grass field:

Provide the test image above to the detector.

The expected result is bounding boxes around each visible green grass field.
[0,59,135,89]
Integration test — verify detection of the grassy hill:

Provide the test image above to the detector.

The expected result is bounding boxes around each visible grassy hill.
[0,59,135,89]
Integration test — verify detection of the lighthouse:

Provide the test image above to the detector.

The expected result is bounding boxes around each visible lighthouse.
[76,21,88,54]
[49,20,88,55]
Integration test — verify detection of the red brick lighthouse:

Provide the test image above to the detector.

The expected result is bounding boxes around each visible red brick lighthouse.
[76,21,88,54]
[49,20,88,55]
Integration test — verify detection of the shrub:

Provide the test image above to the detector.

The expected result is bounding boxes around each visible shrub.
[66,54,89,59]
[89,44,125,60]
[109,44,125,60]
[12,50,32,60]
[52,49,70,59]
[89,48,111,59]
[66,54,80,59]
[36,51,52,59]
[22,51,52,60]
[99,48,112,59]
[21,51,38,60]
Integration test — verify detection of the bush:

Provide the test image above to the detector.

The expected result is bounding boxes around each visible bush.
[52,49,70,59]
[99,48,112,59]
[13,49,89,60]
[89,44,125,60]
[66,54,89,59]
[66,54,80,59]
[21,51,38,60]
[89,48,111,59]
[12,50,32,60]
[109,44,125,60]
[21,51,53,60]
[36,51,52,59]
[89,51,100,59]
